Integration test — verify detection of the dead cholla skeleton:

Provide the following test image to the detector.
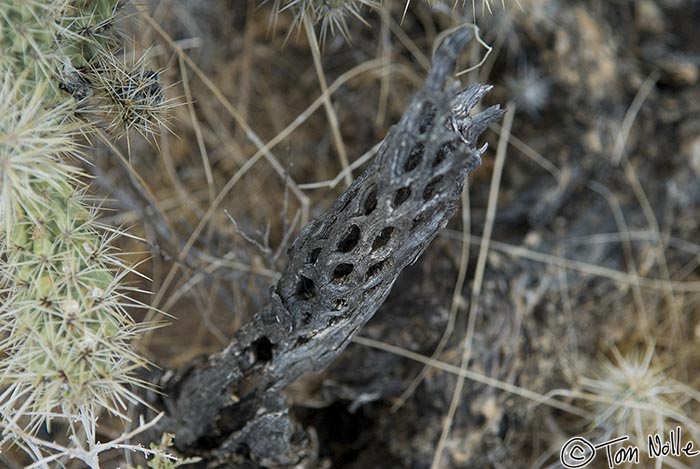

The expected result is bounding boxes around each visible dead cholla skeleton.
[156,27,504,465]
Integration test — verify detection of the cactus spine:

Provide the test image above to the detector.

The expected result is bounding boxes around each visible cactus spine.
[1,0,165,464]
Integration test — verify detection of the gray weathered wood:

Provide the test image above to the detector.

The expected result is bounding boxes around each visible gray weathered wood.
[155,27,504,467]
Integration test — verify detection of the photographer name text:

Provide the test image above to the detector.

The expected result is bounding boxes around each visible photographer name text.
[560,427,699,468]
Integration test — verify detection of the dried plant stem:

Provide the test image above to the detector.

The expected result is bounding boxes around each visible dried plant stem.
[304,13,353,186]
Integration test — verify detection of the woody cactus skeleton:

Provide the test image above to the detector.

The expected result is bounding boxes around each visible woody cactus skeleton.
[157,27,504,465]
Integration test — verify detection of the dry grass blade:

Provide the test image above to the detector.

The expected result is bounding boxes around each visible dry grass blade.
[391,185,472,412]
[431,102,515,469]
[303,12,352,186]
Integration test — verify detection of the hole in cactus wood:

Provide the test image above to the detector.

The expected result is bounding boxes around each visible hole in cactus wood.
[338,225,361,253]
[302,312,312,325]
[433,141,457,168]
[296,275,316,300]
[366,259,389,279]
[419,102,434,133]
[339,188,357,212]
[295,335,311,346]
[252,337,274,363]
[423,175,444,201]
[412,212,427,230]
[362,186,378,215]
[306,248,321,265]
[419,117,433,134]
[332,263,354,283]
[371,227,395,251]
[404,143,424,172]
[392,187,411,208]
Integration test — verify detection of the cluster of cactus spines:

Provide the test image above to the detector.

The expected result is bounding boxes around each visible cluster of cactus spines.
[0,0,166,463]
[580,347,700,449]
[2,0,121,97]
[271,1,515,43]
[91,50,168,138]
[1,0,170,138]
[272,0,379,41]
